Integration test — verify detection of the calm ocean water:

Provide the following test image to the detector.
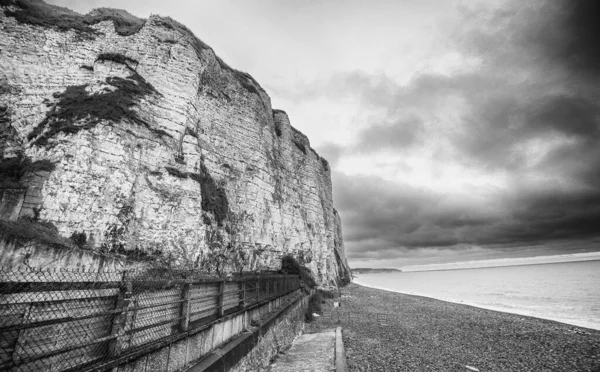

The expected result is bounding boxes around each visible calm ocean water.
[353,260,600,330]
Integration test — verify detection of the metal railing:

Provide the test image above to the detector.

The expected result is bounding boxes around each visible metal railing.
[0,268,300,372]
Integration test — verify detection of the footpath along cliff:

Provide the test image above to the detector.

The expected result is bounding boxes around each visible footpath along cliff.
[0,0,351,286]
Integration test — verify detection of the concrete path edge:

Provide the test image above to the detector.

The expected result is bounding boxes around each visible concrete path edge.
[335,327,348,372]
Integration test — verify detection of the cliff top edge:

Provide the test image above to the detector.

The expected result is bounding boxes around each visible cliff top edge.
[1,0,332,165]
[0,0,265,93]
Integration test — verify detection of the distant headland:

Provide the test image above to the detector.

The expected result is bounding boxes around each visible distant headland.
[352,268,402,274]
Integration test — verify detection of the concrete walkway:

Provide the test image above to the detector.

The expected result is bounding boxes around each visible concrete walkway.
[268,329,337,372]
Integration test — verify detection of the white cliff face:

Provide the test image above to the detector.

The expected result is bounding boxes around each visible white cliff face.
[0,3,350,286]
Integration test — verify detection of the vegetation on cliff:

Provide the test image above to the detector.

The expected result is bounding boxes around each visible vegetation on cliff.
[164,162,230,225]
[279,254,317,289]
[193,163,229,224]
[1,0,263,97]
[0,154,54,188]
[0,0,144,38]
[0,219,71,248]
[27,54,163,146]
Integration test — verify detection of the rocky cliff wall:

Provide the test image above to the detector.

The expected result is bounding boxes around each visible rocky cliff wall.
[0,0,350,286]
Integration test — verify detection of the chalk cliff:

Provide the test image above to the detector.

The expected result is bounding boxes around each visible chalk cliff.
[0,0,351,286]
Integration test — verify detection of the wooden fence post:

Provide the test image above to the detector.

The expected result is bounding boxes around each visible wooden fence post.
[217,281,225,317]
[239,281,246,309]
[180,283,191,332]
[256,279,260,302]
[108,280,132,357]
[256,279,262,302]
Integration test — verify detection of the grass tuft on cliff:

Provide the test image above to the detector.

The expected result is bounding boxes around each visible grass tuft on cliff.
[0,154,55,188]
[162,162,229,225]
[0,219,73,248]
[96,52,138,66]
[28,64,162,146]
[1,0,145,38]
[191,163,229,225]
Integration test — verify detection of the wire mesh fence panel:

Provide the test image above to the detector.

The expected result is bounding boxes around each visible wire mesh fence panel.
[222,282,240,313]
[188,283,219,323]
[123,287,181,350]
[244,281,258,307]
[0,269,121,372]
[14,299,114,357]
[0,268,301,372]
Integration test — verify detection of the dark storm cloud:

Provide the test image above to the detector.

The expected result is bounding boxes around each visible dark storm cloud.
[534,0,600,77]
[332,171,494,250]
[334,169,600,256]
[330,0,600,258]
[507,188,600,241]
[526,95,600,139]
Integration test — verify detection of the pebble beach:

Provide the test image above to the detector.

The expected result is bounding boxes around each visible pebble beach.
[306,283,600,371]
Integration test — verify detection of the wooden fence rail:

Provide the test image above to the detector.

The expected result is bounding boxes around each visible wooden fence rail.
[0,269,300,372]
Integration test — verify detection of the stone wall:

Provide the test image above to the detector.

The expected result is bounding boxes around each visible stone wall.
[0,2,350,286]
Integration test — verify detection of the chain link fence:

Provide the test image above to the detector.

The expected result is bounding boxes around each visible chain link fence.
[0,268,300,372]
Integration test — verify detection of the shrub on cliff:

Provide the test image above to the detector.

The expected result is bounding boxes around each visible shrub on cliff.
[319,289,338,299]
[305,291,324,322]
[69,231,87,248]
[279,254,317,289]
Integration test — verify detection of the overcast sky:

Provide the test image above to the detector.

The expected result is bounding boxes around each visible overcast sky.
[49,0,600,268]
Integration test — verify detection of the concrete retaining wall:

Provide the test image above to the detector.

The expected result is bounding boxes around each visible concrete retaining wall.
[227,295,308,372]
[0,235,125,272]
[109,290,308,372]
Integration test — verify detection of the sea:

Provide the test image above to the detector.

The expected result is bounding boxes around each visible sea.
[353,260,600,330]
